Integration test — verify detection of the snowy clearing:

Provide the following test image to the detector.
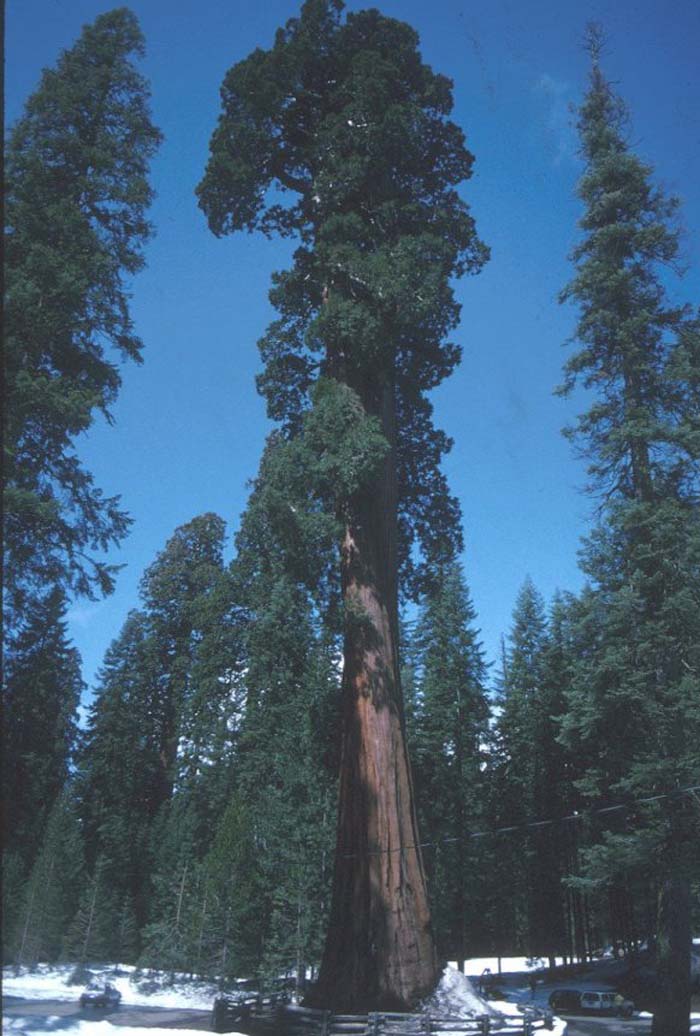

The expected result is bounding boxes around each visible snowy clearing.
[6,960,700,1034]
[2,963,218,1011]
[3,963,569,1036]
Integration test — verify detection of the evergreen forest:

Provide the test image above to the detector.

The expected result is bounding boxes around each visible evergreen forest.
[3,4,699,1034]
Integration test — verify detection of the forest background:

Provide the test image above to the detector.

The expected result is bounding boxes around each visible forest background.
[3,0,699,1015]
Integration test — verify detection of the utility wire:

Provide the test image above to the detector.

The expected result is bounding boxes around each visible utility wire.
[339,784,700,859]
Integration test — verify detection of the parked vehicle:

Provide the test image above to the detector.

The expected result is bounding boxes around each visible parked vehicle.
[548,987,634,1017]
[547,989,581,1013]
[79,983,122,1009]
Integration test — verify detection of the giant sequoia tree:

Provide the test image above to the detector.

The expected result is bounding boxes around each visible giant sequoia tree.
[3,8,161,626]
[198,0,487,1009]
[559,29,700,1036]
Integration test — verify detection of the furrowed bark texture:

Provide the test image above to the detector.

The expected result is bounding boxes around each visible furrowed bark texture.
[312,381,438,1012]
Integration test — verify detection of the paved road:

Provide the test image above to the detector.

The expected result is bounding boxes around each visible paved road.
[2,996,213,1030]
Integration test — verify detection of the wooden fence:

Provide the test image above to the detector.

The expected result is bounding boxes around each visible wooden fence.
[211,994,556,1035]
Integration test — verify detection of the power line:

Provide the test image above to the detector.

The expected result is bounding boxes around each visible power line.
[339,784,700,859]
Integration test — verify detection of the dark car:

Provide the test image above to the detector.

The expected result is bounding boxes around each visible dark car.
[548,989,581,1013]
[79,983,122,1009]
[548,988,634,1018]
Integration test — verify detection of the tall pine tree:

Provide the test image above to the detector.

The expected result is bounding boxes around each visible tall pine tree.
[493,578,548,955]
[559,27,700,1035]
[197,0,487,1008]
[406,563,490,967]
[3,8,161,626]
[79,610,164,934]
[80,513,237,937]
[138,513,232,807]
[230,439,340,989]
[10,789,85,966]
[2,589,83,867]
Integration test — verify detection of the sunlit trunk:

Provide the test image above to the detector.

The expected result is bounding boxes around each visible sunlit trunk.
[312,377,438,1011]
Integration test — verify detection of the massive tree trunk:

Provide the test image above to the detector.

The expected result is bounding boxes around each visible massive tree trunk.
[311,377,438,1012]
[651,876,691,1036]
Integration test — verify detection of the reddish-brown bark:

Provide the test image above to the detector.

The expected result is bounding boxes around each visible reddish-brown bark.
[311,381,438,1011]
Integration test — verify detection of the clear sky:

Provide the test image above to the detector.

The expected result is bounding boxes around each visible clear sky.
[6,0,700,697]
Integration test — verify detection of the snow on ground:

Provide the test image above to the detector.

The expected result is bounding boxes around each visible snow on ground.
[421,967,567,1035]
[422,966,502,1018]
[491,1000,567,1034]
[2,962,219,1010]
[3,962,570,1034]
[9,959,700,1034]
[3,1021,213,1035]
[458,957,565,976]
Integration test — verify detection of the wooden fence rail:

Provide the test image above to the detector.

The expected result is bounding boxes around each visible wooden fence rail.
[211,994,556,1035]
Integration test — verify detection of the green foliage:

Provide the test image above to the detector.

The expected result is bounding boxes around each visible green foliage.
[140,801,208,973]
[228,450,339,983]
[558,34,696,504]
[79,514,240,936]
[2,588,84,866]
[139,513,237,801]
[491,579,548,953]
[496,578,548,804]
[556,37,700,1010]
[558,34,700,889]
[405,562,490,960]
[198,0,488,598]
[201,796,269,981]
[488,582,579,958]
[78,610,163,931]
[303,379,389,502]
[10,789,85,966]
[1,852,27,963]
[3,8,161,623]
[63,855,116,962]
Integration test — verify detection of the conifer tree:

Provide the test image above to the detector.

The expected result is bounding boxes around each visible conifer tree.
[406,563,490,967]
[3,8,161,626]
[202,795,265,982]
[2,588,84,867]
[11,789,85,966]
[64,855,115,962]
[139,513,231,805]
[559,28,700,1034]
[492,580,550,948]
[79,610,163,931]
[80,514,237,935]
[230,441,340,989]
[535,593,578,964]
[141,800,204,973]
[198,1,487,1008]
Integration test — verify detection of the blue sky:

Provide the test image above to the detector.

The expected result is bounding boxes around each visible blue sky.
[6,0,700,695]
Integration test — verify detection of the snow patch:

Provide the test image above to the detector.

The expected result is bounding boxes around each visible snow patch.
[3,1022,216,1036]
[2,962,219,1010]
[459,956,564,976]
[421,965,503,1019]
